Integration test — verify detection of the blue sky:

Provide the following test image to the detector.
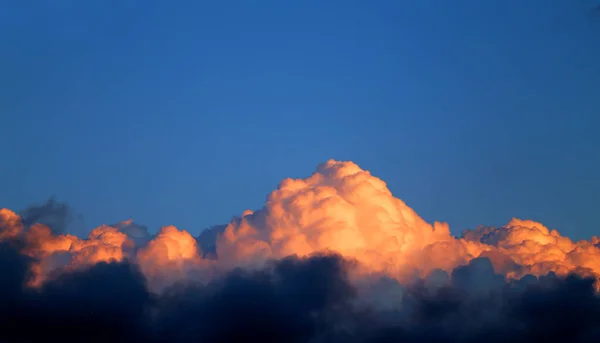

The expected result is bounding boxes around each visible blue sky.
[1,1,599,240]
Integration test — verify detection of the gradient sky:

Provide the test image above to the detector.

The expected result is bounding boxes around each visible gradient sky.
[1,0,599,240]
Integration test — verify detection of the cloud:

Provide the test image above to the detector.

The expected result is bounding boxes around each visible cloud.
[18,197,72,234]
[111,219,152,247]
[137,225,206,292]
[2,159,600,341]
[1,242,600,342]
[0,241,151,343]
[152,253,356,343]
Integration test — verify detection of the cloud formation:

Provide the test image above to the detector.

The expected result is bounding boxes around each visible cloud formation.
[1,159,600,342]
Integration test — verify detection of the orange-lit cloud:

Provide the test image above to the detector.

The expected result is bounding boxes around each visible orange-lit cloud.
[137,225,208,291]
[215,160,485,282]
[0,208,23,240]
[1,159,599,293]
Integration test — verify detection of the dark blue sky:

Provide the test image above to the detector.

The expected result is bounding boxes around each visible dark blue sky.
[1,1,599,240]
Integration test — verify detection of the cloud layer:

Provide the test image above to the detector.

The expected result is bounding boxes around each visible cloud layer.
[2,159,600,342]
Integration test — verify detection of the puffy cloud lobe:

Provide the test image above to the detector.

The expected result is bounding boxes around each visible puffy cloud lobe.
[0,209,140,286]
[22,223,134,286]
[137,225,207,292]
[0,208,23,240]
[462,218,600,281]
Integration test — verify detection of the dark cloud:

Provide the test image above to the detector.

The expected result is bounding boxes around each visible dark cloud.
[111,219,152,246]
[197,224,227,259]
[152,253,356,343]
[1,242,600,343]
[0,240,32,312]
[0,240,152,343]
[18,197,72,234]
[355,259,600,343]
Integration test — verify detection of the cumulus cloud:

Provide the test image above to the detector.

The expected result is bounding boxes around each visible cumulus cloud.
[2,159,600,342]
[212,160,600,285]
[137,225,208,292]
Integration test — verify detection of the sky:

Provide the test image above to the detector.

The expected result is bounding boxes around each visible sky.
[1,0,599,240]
